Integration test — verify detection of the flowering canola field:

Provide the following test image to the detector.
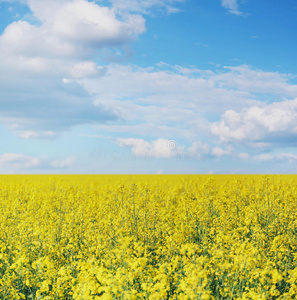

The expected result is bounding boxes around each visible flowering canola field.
[1,175,297,299]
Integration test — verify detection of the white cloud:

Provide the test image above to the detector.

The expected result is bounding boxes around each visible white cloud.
[254,153,297,163]
[97,122,196,140]
[118,138,233,160]
[110,0,185,15]
[28,0,145,48]
[77,64,297,141]
[16,130,57,139]
[189,141,233,159]
[79,64,259,138]
[116,136,297,165]
[0,75,119,137]
[0,152,78,172]
[51,156,76,168]
[237,152,250,160]
[68,62,99,79]
[0,153,40,170]
[0,0,146,139]
[117,138,184,158]
[189,141,210,156]
[211,146,233,157]
[221,0,243,15]
[254,153,274,161]
[73,63,297,144]
[0,0,147,138]
[214,65,297,97]
[211,98,297,145]
[0,0,145,62]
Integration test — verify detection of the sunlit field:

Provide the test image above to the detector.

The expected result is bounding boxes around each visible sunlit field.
[1,175,297,299]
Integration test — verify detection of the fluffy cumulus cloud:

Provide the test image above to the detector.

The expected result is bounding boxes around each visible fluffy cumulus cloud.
[211,98,297,146]
[29,0,145,47]
[0,0,146,138]
[1,1,145,61]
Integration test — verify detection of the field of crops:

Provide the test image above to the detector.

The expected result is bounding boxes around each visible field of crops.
[1,175,297,299]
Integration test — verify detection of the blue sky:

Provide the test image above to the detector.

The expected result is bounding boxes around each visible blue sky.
[0,0,297,174]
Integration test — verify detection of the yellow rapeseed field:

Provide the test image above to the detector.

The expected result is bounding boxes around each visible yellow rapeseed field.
[1,175,297,299]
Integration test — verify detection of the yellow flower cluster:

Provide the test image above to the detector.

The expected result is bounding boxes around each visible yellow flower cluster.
[1,174,297,299]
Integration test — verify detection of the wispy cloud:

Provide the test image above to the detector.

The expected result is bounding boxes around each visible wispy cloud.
[117,138,184,159]
[254,153,297,163]
[82,64,297,141]
[0,153,40,171]
[213,65,297,96]
[51,156,76,168]
[221,0,244,16]
[110,0,185,15]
